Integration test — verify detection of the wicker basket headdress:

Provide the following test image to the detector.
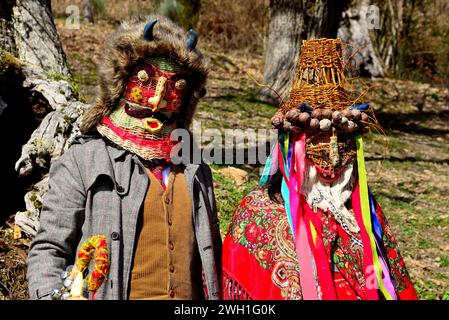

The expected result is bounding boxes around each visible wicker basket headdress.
[272,38,370,135]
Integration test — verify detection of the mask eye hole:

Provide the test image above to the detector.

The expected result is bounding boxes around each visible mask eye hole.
[175,79,187,90]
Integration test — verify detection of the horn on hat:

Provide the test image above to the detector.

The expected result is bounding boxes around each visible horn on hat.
[143,19,158,41]
[185,28,198,50]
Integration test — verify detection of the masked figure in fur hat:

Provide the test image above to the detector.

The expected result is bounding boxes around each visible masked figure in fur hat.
[27,16,221,300]
[222,39,417,300]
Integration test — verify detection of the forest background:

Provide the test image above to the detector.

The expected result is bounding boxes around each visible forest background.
[0,0,448,300]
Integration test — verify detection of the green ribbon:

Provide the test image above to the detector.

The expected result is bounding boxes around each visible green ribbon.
[356,134,393,300]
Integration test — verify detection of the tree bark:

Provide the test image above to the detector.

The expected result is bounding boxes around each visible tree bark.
[83,0,94,24]
[156,0,201,29]
[260,0,305,105]
[260,0,350,105]
[0,0,90,236]
[337,0,385,77]
[12,0,71,77]
[308,0,350,38]
[0,0,17,56]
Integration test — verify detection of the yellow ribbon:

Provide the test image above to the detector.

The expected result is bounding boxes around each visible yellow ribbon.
[356,135,393,300]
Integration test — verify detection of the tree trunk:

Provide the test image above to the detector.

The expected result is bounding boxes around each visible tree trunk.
[260,0,305,105]
[157,0,201,30]
[260,0,350,105]
[0,0,90,236]
[337,0,384,77]
[83,0,94,24]
[12,0,71,77]
[308,0,350,38]
[0,0,17,56]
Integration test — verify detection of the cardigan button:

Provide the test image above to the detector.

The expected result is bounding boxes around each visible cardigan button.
[116,185,124,193]
[111,232,120,241]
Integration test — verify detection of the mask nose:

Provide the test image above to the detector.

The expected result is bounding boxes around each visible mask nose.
[148,76,168,112]
[329,131,339,167]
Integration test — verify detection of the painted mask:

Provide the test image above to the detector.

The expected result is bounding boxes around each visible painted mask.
[305,131,357,182]
[120,57,191,133]
[97,57,193,161]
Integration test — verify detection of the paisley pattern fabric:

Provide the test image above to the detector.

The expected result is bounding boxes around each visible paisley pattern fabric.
[222,186,418,300]
[225,189,302,299]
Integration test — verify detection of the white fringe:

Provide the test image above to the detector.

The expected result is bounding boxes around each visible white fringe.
[301,162,360,234]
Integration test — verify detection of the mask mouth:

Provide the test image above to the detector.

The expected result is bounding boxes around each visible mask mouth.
[125,103,157,119]
[313,163,345,182]
[125,103,176,121]
[143,117,164,133]
[306,136,357,183]
[124,103,178,132]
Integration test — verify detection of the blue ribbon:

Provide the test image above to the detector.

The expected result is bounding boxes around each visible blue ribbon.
[299,102,313,112]
[368,188,383,241]
[349,103,369,111]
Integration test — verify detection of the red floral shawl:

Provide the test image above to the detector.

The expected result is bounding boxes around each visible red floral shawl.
[222,185,418,300]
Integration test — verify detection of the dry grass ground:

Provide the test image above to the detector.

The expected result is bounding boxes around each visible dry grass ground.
[1,4,448,300]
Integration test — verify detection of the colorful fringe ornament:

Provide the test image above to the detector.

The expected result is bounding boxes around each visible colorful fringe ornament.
[75,235,110,300]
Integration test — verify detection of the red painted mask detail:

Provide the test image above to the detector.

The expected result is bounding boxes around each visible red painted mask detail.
[123,62,191,113]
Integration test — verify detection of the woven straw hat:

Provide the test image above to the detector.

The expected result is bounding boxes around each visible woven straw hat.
[272,38,370,135]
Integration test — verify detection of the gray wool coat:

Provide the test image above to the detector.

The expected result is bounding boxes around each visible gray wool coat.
[27,135,222,300]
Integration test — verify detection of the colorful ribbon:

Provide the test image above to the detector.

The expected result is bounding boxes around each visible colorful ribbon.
[260,132,398,300]
[356,135,394,300]
[260,141,279,185]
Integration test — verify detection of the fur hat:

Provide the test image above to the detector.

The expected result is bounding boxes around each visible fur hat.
[80,15,208,134]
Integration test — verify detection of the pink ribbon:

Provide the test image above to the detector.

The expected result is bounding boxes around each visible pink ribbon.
[289,133,319,299]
